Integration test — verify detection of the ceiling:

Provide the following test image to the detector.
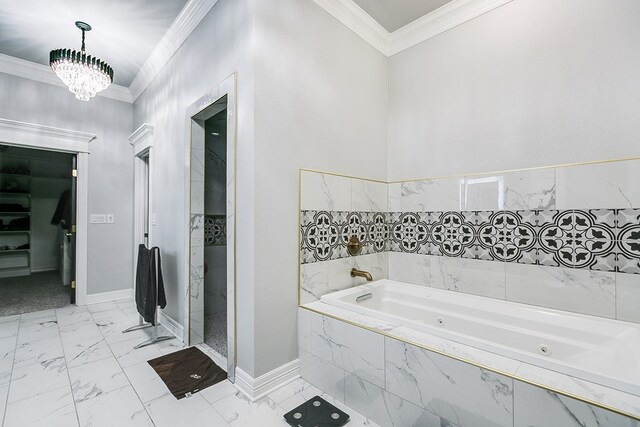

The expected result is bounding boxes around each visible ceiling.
[0,0,188,86]
[352,0,454,32]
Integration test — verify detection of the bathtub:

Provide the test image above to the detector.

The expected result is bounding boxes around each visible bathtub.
[320,279,640,396]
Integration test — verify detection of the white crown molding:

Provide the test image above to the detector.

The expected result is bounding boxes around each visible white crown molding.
[235,359,300,402]
[388,0,514,55]
[311,0,390,55]
[128,0,220,101]
[129,123,155,147]
[0,118,96,153]
[0,53,132,103]
[312,0,514,57]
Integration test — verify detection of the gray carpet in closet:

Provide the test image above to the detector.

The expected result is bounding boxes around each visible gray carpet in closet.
[0,271,69,317]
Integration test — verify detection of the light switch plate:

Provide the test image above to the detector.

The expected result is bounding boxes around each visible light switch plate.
[106,214,115,224]
[90,214,106,224]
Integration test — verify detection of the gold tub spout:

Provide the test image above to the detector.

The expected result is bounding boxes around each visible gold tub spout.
[350,268,373,281]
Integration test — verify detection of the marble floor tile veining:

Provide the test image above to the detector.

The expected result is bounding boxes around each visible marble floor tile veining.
[0,300,378,427]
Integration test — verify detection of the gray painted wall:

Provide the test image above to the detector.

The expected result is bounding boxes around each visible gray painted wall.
[387,0,640,180]
[0,72,134,295]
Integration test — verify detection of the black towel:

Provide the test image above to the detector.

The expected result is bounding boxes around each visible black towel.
[135,244,167,325]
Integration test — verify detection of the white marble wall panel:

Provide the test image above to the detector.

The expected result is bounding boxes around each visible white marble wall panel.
[298,308,312,353]
[428,256,506,299]
[388,182,402,211]
[556,160,640,209]
[352,179,387,212]
[616,273,640,323]
[505,264,615,318]
[388,252,430,286]
[401,178,464,212]
[344,373,447,427]
[385,337,514,427]
[300,171,351,211]
[463,175,503,211]
[299,350,345,402]
[503,168,556,210]
[513,381,639,427]
[311,313,385,387]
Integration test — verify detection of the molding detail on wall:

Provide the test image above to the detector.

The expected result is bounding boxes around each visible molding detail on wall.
[0,53,132,103]
[0,118,96,153]
[128,0,220,101]
[311,0,390,55]
[129,123,155,156]
[235,359,301,402]
[84,289,134,305]
[312,0,514,57]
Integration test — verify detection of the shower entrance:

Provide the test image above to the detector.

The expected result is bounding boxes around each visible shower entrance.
[186,75,236,382]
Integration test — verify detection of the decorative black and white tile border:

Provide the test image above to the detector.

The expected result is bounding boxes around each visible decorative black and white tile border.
[389,209,640,274]
[300,210,389,263]
[204,215,227,246]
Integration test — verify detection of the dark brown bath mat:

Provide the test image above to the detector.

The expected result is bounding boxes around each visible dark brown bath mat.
[148,346,226,399]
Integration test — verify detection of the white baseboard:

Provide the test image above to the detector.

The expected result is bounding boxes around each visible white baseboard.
[235,359,300,402]
[84,289,133,305]
[158,309,184,342]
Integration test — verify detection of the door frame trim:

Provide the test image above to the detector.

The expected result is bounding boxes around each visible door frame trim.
[0,118,93,305]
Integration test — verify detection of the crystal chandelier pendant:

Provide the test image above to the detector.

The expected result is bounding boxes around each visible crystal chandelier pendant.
[50,21,114,101]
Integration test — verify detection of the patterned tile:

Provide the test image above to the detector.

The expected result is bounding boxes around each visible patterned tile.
[204,215,226,246]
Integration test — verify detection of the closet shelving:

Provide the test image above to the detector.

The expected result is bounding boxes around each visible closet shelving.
[0,160,32,278]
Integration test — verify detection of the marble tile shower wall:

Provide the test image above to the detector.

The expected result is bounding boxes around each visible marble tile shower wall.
[388,160,640,322]
[299,171,389,304]
[300,161,640,322]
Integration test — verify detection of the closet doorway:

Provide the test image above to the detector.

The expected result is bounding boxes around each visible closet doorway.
[186,74,236,382]
[0,145,77,316]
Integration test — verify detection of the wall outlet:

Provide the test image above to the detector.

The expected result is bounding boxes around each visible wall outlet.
[90,214,107,224]
[106,214,115,224]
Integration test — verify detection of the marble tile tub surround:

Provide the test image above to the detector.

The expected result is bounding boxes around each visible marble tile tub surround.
[299,170,389,304]
[299,306,640,426]
[299,160,640,321]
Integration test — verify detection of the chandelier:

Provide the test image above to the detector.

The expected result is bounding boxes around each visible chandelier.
[50,22,113,101]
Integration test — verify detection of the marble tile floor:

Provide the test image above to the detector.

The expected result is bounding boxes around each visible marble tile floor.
[0,299,378,427]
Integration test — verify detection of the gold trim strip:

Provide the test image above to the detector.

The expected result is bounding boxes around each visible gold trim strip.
[300,155,640,185]
[299,305,640,421]
[388,155,640,184]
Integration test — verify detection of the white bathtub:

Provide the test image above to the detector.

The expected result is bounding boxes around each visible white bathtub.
[320,279,640,396]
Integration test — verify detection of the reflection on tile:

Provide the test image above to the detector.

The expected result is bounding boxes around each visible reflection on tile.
[616,273,640,324]
[145,392,227,427]
[429,256,506,299]
[385,338,513,427]
[463,175,503,211]
[388,252,429,286]
[69,356,128,402]
[123,361,171,403]
[311,314,384,387]
[503,168,556,210]
[213,393,284,427]
[402,178,463,212]
[301,171,351,211]
[345,374,444,427]
[4,385,77,427]
[505,264,615,318]
[299,350,345,402]
[556,160,640,209]
[8,356,67,403]
[76,385,153,427]
[513,381,637,427]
